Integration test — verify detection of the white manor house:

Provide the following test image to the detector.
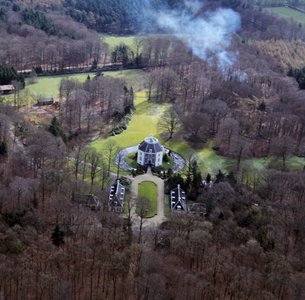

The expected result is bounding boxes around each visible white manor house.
[137,134,164,168]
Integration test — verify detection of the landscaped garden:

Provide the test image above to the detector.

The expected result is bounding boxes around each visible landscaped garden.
[137,181,158,217]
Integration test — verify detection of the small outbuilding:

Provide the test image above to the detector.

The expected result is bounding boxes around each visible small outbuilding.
[109,180,125,212]
[0,84,14,94]
[137,134,164,167]
[171,184,186,211]
[37,98,54,106]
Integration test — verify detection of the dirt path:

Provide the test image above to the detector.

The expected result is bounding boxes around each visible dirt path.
[131,173,165,227]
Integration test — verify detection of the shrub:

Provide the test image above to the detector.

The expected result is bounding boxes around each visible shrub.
[163,153,169,162]
[119,176,131,191]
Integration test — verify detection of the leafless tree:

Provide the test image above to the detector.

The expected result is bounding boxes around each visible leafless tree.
[103,140,117,176]
[157,105,181,139]
[203,99,228,134]
[270,136,296,171]
[230,135,253,171]
[116,147,127,180]
[182,112,210,147]
[217,118,240,154]
[136,196,153,244]
[74,89,90,132]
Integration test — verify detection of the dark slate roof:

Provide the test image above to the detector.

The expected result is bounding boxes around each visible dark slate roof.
[171,185,186,211]
[109,180,125,207]
[37,98,54,103]
[138,137,163,153]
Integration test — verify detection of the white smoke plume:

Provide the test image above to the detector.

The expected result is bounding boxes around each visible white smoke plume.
[152,0,241,69]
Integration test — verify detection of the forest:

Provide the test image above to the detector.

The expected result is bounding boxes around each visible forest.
[1,0,305,299]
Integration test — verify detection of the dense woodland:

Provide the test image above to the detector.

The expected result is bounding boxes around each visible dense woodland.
[1,0,305,299]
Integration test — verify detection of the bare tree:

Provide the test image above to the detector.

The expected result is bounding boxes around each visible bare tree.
[103,140,117,176]
[87,148,103,186]
[74,89,90,132]
[116,147,127,180]
[124,194,136,245]
[29,67,37,84]
[270,136,296,171]
[182,112,210,147]
[203,99,228,134]
[217,118,240,154]
[230,135,253,171]
[157,105,181,139]
[136,196,153,244]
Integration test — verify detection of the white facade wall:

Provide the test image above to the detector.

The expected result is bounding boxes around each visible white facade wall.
[137,149,163,167]
[137,150,145,165]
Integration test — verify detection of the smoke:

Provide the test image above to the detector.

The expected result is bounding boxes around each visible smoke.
[150,0,241,70]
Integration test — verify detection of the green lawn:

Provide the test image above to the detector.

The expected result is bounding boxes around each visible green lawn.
[138,181,157,218]
[3,69,146,106]
[164,195,170,217]
[264,7,305,24]
[100,33,136,48]
[3,73,96,105]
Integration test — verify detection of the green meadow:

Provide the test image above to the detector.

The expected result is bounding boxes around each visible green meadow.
[3,69,146,105]
[100,33,136,48]
[3,72,96,105]
[137,181,158,217]
[264,7,305,24]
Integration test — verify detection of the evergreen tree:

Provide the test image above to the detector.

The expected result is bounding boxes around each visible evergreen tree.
[215,169,225,183]
[257,100,266,111]
[51,224,65,247]
[206,173,211,183]
[0,141,8,157]
[206,199,215,215]
[49,117,61,137]
[226,171,237,186]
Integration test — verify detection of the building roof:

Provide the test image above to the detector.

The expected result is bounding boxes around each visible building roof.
[138,134,163,153]
[0,85,14,91]
[171,184,186,211]
[37,98,54,103]
[109,180,125,207]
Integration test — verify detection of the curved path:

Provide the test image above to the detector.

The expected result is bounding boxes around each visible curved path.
[131,173,165,227]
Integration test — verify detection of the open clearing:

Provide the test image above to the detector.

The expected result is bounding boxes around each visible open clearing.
[137,181,158,217]
[100,33,135,48]
[264,7,305,24]
[3,69,146,106]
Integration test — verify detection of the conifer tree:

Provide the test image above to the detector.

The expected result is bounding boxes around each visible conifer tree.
[49,117,61,137]
[51,224,65,247]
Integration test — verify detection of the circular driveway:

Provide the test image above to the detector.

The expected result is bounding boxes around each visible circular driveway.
[115,146,185,173]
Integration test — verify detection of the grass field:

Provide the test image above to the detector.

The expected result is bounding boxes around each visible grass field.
[3,73,96,105]
[3,69,146,105]
[137,181,157,217]
[100,33,136,48]
[164,195,170,217]
[264,7,305,24]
